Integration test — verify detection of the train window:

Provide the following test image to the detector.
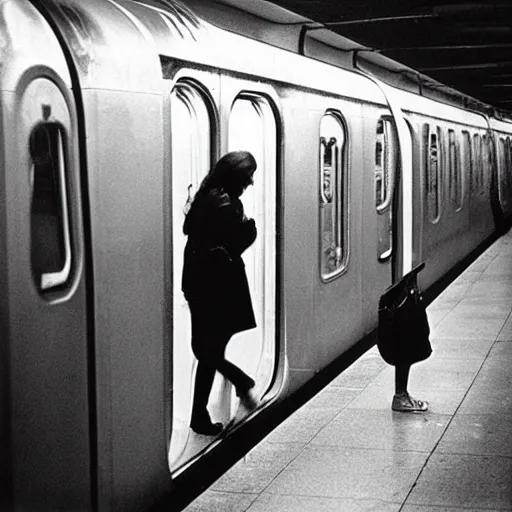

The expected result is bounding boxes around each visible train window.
[481,134,488,194]
[29,123,72,292]
[424,124,442,222]
[448,129,462,210]
[508,137,512,174]
[169,79,214,466]
[506,137,512,198]
[507,137,510,170]
[484,134,494,194]
[461,130,471,204]
[375,117,397,261]
[320,111,347,280]
[507,138,512,201]
[472,133,482,194]
[498,138,508,205]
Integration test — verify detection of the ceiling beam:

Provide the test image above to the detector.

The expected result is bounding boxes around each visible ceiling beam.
[378,43,512,52]
[419,61,512,72]
[316,14,433,26]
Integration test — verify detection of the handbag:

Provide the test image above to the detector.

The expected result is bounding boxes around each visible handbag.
[377,263,432,366]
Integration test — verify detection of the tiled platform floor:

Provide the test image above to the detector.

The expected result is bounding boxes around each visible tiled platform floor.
[183,232,512,512]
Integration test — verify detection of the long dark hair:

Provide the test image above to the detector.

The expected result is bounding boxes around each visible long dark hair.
[183,151,256,234]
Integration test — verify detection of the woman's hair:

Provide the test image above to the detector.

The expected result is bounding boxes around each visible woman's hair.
[183,151,256,234]
[199,151,256,191]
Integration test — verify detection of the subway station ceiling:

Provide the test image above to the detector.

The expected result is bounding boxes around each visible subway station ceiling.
[268,0,512,113]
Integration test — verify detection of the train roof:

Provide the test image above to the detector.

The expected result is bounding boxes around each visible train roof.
[31,0,385,104]
[18,0,512,126]
[178,0,512,124]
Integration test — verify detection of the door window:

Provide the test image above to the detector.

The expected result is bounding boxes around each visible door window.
[472,133,482,195]
[29,123,72,292]
[448,129,462,210]
[320,111,348,279]
[424,124,442,222]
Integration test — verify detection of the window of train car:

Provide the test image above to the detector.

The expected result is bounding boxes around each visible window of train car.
[448,129,463,211]
[485,134,495,195]
[320,111,348,280]
[507,137,512,173]
[169,79,214,464]
[461,131,472,204]
[505,137,512,202]
[375,117,397,261]
[498,137,508,206]
[482,134,489,195]
[472,133,482,195]
[424,124,442,222]
[29,123,72,293]
[507,137,512,201]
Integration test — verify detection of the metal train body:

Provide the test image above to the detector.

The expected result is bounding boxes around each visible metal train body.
[1,0,512,510]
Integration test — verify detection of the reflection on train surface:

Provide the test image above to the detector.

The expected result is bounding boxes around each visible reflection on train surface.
[1,0,512,510]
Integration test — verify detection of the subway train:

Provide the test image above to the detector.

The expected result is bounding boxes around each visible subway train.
[2,0,512,510]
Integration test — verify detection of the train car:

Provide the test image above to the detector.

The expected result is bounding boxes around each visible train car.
[490,116,512,223]
[395,90,495,289]
[1,0,512,511]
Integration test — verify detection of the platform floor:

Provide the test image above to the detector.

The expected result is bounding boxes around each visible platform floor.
[183,231,512,512]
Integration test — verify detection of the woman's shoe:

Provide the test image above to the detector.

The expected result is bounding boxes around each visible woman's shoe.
[190,410,223,435]
[236,377,258,410]
[190,419,223,436]
[392,392,428,412]
[235,376,255,398]
[239,390,258,410]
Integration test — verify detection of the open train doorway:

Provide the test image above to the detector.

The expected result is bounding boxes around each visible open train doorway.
[168,78,215,470]
[168,79,278,472]
[224,92,278,419]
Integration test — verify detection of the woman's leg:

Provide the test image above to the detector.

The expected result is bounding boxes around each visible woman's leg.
[191,360,216,421]
[190,330,256,432]
[218,360,255,395]
[190,331,251,414]
[209,332,255,394]
[395,364,410,395]
[190,336,222,434]
[392,364,428,412]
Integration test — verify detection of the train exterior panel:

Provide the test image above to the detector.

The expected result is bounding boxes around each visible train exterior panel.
[0,1,93,510]
[1,0,512,510]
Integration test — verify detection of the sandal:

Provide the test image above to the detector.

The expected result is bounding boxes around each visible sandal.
[392,393,429,413]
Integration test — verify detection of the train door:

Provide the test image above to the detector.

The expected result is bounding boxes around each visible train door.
[0,4,91,508]
[390,108,414,281]
[361,110,396,332]
[408,118,424,271]
[167,72,220,470]
[361,95,414,333]
[167,73,278,471]
[222,81,278,419]
[393,116,417,280]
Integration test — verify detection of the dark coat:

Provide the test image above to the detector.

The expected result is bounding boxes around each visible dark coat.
[182,188,257,337]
